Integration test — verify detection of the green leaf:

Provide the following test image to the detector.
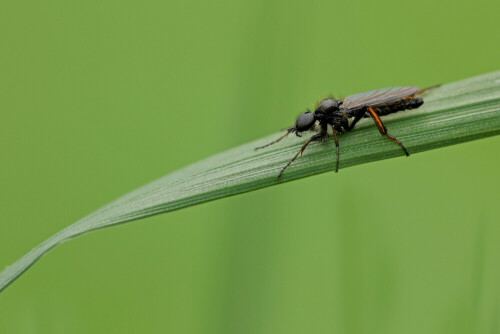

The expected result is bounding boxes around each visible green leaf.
[2,71,500,293]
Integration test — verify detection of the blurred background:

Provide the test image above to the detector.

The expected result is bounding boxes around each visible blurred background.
[1,0,499,333]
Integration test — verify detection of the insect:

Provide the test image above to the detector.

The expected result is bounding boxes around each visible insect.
[255,86,433,179]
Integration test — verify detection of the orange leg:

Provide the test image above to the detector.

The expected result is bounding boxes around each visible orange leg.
[416,84,441,96]
[403,84,441,99]
[367,107,409,156]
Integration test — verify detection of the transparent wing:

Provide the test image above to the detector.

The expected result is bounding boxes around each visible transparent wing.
[341,87,419,110]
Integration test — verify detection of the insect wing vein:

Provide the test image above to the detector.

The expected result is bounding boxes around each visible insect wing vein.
[341,86,418,110]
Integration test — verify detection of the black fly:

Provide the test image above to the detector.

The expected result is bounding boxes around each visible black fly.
[255,86,434,179]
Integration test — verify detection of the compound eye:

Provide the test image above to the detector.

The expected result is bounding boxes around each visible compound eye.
[295,111,315,131]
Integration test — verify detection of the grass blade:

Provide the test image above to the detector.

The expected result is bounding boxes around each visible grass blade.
[1,71,500,293]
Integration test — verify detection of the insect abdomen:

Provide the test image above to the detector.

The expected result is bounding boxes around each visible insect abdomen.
[370,98,423,117]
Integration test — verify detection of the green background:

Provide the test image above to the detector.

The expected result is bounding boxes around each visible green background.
[1,0,499,333]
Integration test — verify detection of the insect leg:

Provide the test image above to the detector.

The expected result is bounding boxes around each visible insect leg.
[415,84,441,96]
[401,84,441,100]
[367,107,409,156]
[345,110,366,130]
[254,128,293,151]
[277,133,325,179]
[332,128,340,173]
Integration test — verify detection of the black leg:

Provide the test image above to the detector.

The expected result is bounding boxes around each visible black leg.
[345,110,366,131]
[367,107,409,156]
[277,133,325,179]
[332,128,340,172]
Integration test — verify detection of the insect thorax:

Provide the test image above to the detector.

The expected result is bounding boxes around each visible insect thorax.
[315,98,340,113]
